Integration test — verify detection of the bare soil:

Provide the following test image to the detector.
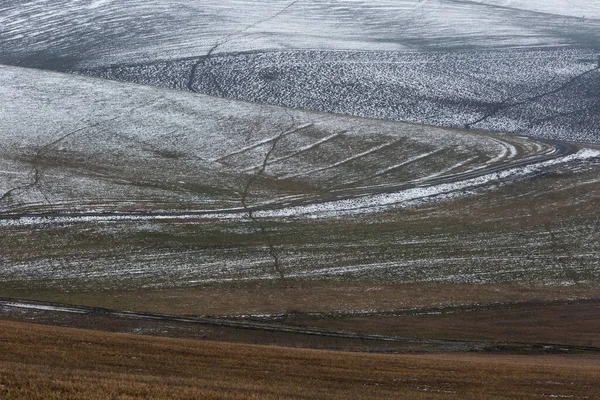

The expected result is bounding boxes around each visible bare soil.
[1,320,599,399]
[282,298,600,348]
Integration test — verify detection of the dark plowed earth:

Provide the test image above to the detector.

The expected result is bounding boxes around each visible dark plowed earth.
[2,298,599,354]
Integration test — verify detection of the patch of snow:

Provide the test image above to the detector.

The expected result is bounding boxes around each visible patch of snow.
[0,301,87,314]
[480,1,600,19]
[2,0,598,70]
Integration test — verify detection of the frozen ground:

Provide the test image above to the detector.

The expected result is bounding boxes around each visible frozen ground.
[1,1,599,308]
[3,1,598,144]
[1,0,599,69]
[479,1,600,19]
[0,65,599,292]
[1,65,546,215]
[80,48,600,144]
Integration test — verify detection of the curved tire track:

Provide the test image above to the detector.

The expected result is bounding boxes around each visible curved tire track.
[0,137,577,222]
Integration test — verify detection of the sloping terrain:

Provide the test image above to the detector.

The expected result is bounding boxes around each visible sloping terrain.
[2,0,599,70]
[80,48,600,143]
[1,0,599,369]
[2,320,599,400]
[3,1,599,143]
[480,0,600,18]
[0,65,598,310]
[0,65,555,215]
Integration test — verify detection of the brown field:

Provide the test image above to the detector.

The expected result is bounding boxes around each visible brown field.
[285,299,600,348]
[3,282,599,317]
[1,320,600,399]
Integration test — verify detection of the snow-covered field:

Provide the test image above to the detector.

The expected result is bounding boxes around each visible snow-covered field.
[2,210,599,290]
[1,1,599,303]
[81,48,600,143]
[480,0,600,19]
[1,0,599,69]
[3,1,598,143]
[1,65,542,214]
[1,65,599,292]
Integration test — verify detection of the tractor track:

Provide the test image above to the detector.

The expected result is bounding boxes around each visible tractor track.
[0,137,576,222]
[1,298,599,354]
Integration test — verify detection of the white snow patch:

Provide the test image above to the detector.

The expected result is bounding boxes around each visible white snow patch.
[480,1,600,19]
[368,149,443,179]
[1,301,87,314]
[416,156,478,182]
[88,0,113,9]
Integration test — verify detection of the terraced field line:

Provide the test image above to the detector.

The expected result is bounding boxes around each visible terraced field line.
[282,139,400,179]
[242,130,346,172]
[486,137,518,164]
[415,156,479,182]
[213,123,313,162]
[347,149,444,186]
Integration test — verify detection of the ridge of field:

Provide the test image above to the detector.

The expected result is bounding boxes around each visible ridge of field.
[1,320,600,399]
[286,300,600,348]
[79,48,600,144]
[0,64,599,313]
[2,1,599,70]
